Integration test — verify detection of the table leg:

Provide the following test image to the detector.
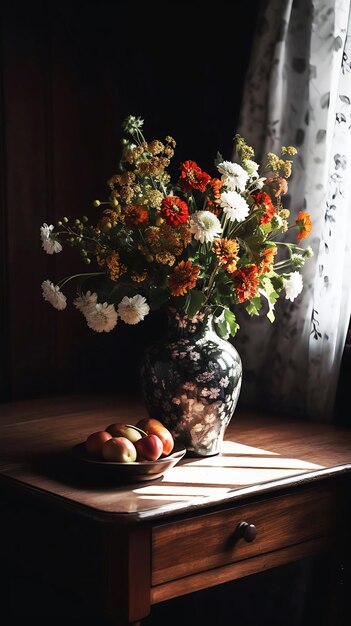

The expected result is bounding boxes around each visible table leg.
[102,524,151,626]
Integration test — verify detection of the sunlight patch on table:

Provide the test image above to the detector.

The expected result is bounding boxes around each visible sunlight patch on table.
[185,456,323,470]
[134,485,230,498]
[158,464,316,486]
[221,441,279,455]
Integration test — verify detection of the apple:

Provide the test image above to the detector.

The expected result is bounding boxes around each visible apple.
[135,434,163,461]
[102,436,137,463]
[85,430,112,458]
[105,422,143,443]
[135,418,174,456]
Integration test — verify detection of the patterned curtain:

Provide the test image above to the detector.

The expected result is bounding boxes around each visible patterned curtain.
[234,0,351,421]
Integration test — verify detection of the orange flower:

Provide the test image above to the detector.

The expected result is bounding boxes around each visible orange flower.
[160,223,183,256]
[233,265,260,303]
[206,201,222,216]
[168,260,200,296]
[209,177,223,199]
[265,176,288,197]
[206,177,223,215]
[106,252,127,281]
[131,270,148,283]
[259,246,277,274]
[212,238,240,273]
[96,251,126,281]
[124,204,148,227]
[145,226,161,249]
[296,211,312,240]
[161,196,189,227]
[252,191,275,224]
[179,160,211,192]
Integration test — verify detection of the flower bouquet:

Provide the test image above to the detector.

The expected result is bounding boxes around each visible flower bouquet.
[40,115,312,338]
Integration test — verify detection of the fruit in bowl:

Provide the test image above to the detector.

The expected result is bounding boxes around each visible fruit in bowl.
[83,418,174,463]
[105,422,143,443]
[135,433,163,461]
[85,430,112,458]
[135,418,174,456]
[102,436,137,463]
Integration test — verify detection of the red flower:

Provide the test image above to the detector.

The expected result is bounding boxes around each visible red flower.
[252,191,275,224]
[161,196,189,227]
[124,204,148,227]
[180,160,211,192]
[296,211,312,240]
[232,265,260,303]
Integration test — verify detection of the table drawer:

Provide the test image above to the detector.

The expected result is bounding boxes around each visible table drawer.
[152,486,334,585]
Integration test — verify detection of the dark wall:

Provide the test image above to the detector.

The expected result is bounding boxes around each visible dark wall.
[0,2,263,401]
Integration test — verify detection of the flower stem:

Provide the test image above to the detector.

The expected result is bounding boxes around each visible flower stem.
[204,259,220,304]
[58,272,104,288]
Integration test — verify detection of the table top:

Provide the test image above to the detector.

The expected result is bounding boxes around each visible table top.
[0,394,351,522]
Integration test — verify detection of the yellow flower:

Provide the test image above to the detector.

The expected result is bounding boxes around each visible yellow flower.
[283,160,293,178]
[126,145,145,164]
[115,171,136,186]
[131,271,148,283]
[120,186,135,202]
[282,146,298,156]
[148,140,164,155]
[165,135,176,148]
[145,189,163,208]
[156,251,176,266]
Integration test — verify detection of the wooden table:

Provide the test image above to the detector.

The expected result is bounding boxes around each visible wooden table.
[0,394,350,625]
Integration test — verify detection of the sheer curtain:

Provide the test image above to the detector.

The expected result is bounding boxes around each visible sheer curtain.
[234,0,351,421]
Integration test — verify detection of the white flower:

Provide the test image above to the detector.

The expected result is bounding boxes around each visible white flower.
[41,280,67,310]
[208,387,220,399]
[85,302,118,332]
[189,210,222,243]
[74,291,98,317]
[217,161,249,192]
[219,376,229,388]
[40,223,62,254]
[284,271,303,302]
[270,214,283,229]
[220,191,250,222]
[253,177,266,190]
[243,159,259,176]
[118,294,150,325]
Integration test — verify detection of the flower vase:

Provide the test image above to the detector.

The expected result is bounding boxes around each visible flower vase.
[140,308,242,457]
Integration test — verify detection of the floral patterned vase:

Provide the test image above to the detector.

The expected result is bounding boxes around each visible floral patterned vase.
[140,308,242,457]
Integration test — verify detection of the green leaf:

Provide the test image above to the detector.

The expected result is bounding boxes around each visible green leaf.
[214,316,229,339]
[261,276,279,305]
[224,309,240,337]
[239,233,263,264]
[246,296,262,316]
[269,273,284,291]
[258,277,279,323]
[259,222,273,235]
[266,307,275,323]
[185,289,206,319]
[214,151,224,168]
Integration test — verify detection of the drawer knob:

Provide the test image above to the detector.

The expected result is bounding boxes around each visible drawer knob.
[236,521,257,543]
